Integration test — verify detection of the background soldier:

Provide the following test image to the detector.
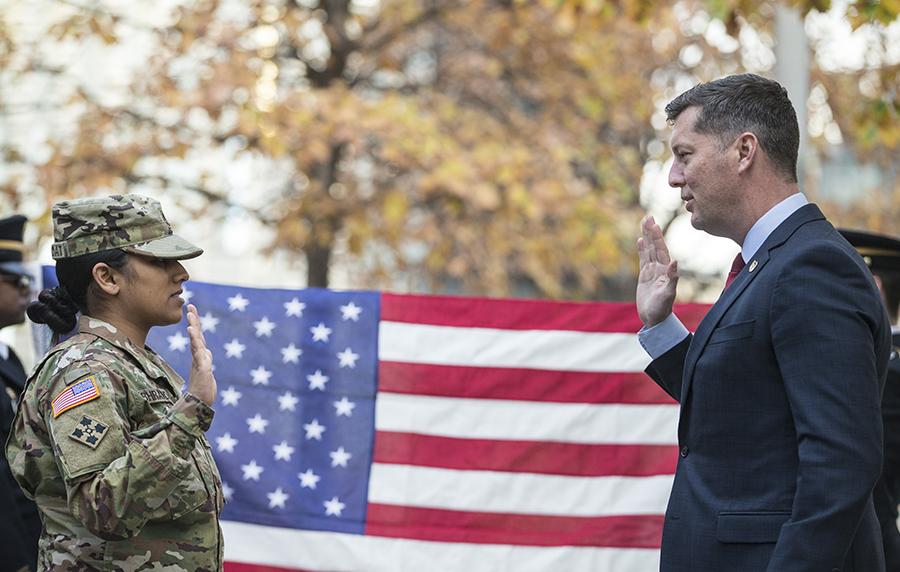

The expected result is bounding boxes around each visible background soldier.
[0,215,41,572]
[840,228,900,571]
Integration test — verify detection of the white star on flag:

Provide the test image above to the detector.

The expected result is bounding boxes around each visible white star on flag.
[337,347,359,368]
[324,496,345,517]
[227,293,250,312]
[306,369,329,391]
[200,312,219,332]
[273,441,295,461]
[224,338,246,359]
[298,469,320,489]
[277,391,299,411]
[253,316,276,337]
[167,331,188,352]
[241,460,264,481]
[267,487,289,509]
[304,418,326,440]
[220,386,242,406]
[330,446,352,468]
[180,287,194,304]
[216,433,238,453]
[250,366,272,386]
[333,397,356,417]
[222,482,234,502]
[281,343,302,364]
[247,414,269,434]
[284,297,305,317]
[340,301,362,321]
[310,322,332,342]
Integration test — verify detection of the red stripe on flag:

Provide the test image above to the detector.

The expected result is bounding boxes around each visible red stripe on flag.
[373,432,678,476]
[365,504,665,548]
[379,362,675,404]
[381,293,709,332]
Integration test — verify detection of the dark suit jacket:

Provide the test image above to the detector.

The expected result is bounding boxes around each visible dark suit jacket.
[1,345,40,572]
[646,204,891,572]
[874,332,900,571]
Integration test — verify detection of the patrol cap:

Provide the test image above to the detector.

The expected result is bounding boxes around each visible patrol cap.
[0,214,29,276]
[50,194,202,261]
[838,228,900,273]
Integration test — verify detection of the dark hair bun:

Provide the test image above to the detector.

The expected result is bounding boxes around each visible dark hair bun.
[27,287,79,334]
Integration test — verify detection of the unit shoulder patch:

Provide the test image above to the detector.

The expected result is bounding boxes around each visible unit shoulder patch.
[52,375,101,418]
[68,415,109,448]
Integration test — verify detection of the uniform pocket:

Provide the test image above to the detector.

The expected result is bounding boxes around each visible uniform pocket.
[717,510,791,543]
[708,319,756,345]
[166,472,209,520]
[146,470,209,521]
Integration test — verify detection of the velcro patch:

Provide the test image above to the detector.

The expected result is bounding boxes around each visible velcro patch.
[139,388,173,405]
[52,376,101,418]
[68,415,109,449]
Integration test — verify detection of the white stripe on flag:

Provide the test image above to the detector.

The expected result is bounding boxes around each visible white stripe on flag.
[378,322,651,372]
[368,464,673,516]
[222,520,662,572]
[375,393,679,445]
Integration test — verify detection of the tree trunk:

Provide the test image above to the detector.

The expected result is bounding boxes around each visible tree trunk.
[305,241,332,288]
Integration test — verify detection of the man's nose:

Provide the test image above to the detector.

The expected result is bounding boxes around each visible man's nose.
[668,163,685,188]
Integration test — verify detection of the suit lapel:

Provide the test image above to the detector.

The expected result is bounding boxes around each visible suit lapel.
[680,204,826,403]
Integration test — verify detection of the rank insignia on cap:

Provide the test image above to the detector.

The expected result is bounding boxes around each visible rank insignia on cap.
[52,376,101,418]
[69,415,109,449]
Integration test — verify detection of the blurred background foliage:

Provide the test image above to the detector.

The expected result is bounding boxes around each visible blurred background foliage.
[0,0,897,300]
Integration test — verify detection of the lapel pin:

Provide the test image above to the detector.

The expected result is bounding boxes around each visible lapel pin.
[748,260,758,272]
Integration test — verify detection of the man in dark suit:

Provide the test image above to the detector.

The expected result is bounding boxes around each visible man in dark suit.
[839,228,900,571]
[0,215,40,572]
[636,74,891,571]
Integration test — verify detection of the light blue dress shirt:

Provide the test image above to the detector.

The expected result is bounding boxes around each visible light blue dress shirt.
[638,192,809,359]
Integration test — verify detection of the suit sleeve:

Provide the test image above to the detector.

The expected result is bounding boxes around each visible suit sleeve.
[644,333,691,403]
[44,363,214,541]
[767,243,887,570]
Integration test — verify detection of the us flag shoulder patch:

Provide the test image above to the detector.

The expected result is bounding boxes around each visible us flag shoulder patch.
[51,376,101,418]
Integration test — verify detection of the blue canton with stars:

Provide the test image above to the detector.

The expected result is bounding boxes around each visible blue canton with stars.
[148,283,380,535]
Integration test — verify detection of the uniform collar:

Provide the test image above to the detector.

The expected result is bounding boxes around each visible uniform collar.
[77,315,172,385]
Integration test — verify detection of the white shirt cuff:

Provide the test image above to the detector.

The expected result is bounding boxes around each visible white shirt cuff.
[638,313,690,359]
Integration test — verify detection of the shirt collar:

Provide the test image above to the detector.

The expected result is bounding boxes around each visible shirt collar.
[741,192,809,262]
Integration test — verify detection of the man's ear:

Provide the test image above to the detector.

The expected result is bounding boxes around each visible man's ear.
[735,132,758,175]
[91,263,121,296]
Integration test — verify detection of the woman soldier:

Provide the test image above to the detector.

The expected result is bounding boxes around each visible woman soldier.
[5,194,223,571]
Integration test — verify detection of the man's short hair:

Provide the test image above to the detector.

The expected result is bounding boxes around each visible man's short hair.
[665,73,800,183]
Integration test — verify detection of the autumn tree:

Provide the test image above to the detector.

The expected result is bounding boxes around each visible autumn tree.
[0,0,702,299]
[0,0,897,298]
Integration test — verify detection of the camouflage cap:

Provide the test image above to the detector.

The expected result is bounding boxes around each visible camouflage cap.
[50,194,202,260]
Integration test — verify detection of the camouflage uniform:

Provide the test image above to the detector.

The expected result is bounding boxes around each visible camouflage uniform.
[5,195,222,571]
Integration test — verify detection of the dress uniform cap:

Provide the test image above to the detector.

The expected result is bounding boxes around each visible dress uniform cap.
[50,194,202,261]
[838,228,900,273]
[0,214,29,276]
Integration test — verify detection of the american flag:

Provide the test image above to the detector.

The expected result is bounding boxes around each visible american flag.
[144,281,709,571]
[50,375,100,417]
